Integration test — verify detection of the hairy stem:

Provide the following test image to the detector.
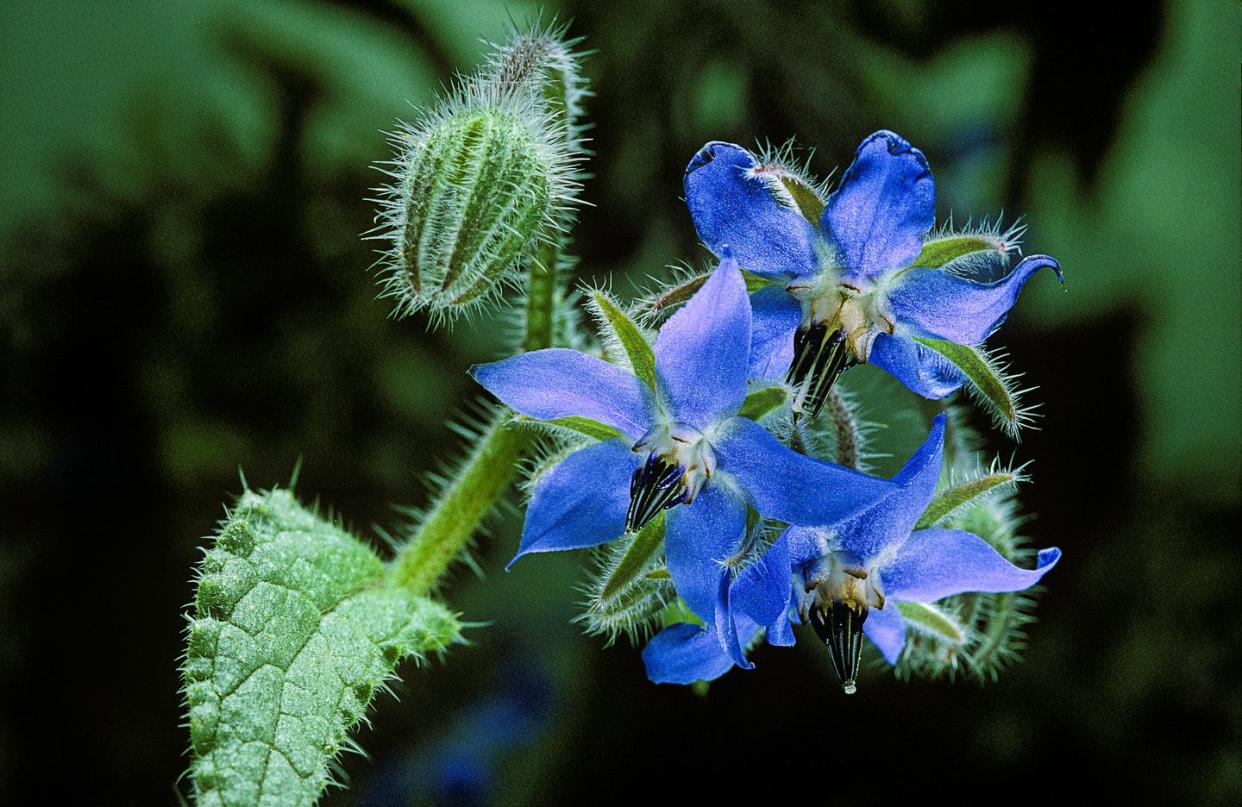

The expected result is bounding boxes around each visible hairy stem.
[524,243,557,351]
[391,416,536,595]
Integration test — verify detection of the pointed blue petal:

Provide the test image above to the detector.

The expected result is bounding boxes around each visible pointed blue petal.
[684,141,819,280]
[868,332,964,399]
[714,417,893,526]
[730,533,794,647]
[654,255,751,428]
[642,623,737,685]
[863,603,907,665]
[509,440,639,567]
[821,130,935,281]
[883,529,1062,602]
[887,255,1063,344]
[665,484,747,623]
[747,285,801,380]
[836,415,946,564]
[471,349,654,439]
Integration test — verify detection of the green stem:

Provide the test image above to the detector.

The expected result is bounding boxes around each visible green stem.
[391,416,535,595]
[523,243,557,351]
[393,200,563,595]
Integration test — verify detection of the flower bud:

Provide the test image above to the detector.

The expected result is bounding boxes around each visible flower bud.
[373,26,585,323]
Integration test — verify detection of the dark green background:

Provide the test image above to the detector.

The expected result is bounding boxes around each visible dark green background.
[1,1,1238,804]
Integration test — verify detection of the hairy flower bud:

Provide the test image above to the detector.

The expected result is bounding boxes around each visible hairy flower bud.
[372,25,586,324]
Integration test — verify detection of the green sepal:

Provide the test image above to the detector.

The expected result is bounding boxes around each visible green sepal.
[913,337,1027,438]
[519,414,626,442]
[600,513,665,601]
[909,234,1006,269]
[896,601,967,645]
[738,384,790,421]
[774,171,825,223]
[659,597,705,629]
[184,489,460,807]
[650,269,776,313]
[589,290,657,389]
[916,471,1021,529]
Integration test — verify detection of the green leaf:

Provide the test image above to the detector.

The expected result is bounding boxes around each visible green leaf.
[913,337,1027,438]
[896,601,967,645]
[738,384,789,420]
[599,513,665,601]
[590,290,657,389]
[915,471,1021,529]
[184,489,460,807]
[910,234,1006,268]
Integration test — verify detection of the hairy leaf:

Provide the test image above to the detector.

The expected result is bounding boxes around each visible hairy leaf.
[184,489,460,807]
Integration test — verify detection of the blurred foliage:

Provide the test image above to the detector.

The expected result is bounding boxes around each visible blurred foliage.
[0,0,1237,804]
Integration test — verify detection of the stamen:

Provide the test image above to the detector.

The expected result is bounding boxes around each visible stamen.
[809,599,868,694]
[787,323,854,419]
[625,453,686,532]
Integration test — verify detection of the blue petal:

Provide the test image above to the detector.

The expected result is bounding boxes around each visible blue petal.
[715,416,894,526]
[863,604,907,665]
[654,255,751,428]
[868,332,964,399]
[821,130,935,281]
[471,349,654,439]
[729,533,794,647]
[887,255,1063,344]
[713,573,753,670]
[509,440,638,567]
[747,285,801,380]
[665,483,747,623]
[882,529,1062,602]
[835,415,946,564]
[784,525,830,568]
[642,623,737,685]
[684,141,818,279]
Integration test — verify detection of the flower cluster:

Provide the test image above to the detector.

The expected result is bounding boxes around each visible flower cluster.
[472,131,1062,692]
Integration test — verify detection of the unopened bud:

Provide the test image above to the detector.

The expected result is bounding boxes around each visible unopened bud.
[373,25,585,323]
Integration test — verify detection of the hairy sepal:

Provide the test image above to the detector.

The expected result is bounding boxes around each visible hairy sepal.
[578,515,672,645]
[914,337,1034,439]
[587,288,657,389]
[916,462,1026,529]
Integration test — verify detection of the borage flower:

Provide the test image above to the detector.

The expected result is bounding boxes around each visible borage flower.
[689,414,1060,692]
[640,415,944,685]
[684,131,1063,418]
[470,255,894,647]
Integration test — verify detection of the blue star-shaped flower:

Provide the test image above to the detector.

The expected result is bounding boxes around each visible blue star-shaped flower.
[470,255,894,640]
[684,131,1063,417]
[646,415,1061,689]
